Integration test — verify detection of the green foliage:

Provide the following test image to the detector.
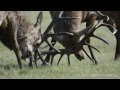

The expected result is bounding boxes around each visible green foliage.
[0,11,119,79]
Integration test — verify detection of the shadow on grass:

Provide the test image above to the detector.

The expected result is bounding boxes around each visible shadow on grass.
[0,64,29,70]
[0,63,52,71]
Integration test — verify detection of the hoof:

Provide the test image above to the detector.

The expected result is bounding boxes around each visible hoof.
[29,63,33,68]
[93,61,99,65]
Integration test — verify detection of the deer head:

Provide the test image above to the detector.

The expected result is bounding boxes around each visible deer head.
[18,12,43,59]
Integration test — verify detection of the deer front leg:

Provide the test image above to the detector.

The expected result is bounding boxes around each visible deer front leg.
[86,15,98,65]
[34,51,38,68]
[50,54,56,65]
[8,17,22,69]
[45,39,57,63]
[115,29,120,60]
[13,30,22,69]
[29,53,35,68]
[14,44,22,69]
[67,54,70,66]
[86,39,98,65]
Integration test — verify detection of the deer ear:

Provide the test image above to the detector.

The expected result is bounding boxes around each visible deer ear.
[34,12,43,31]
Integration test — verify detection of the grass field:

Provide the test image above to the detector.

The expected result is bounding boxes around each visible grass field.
[0,11,120,79]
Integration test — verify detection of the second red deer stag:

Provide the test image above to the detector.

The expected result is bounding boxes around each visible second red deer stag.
[43,11,117,65]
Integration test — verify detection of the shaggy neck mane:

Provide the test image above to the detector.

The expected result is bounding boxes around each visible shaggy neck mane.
[0,11,34,50]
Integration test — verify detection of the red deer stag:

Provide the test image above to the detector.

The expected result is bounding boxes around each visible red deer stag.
[0,11,46,69]
[43,11,117,65]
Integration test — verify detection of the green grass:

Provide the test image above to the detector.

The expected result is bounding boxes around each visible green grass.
[0,11,120,79]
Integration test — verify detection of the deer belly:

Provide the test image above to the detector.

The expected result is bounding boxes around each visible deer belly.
[54,35,74,49]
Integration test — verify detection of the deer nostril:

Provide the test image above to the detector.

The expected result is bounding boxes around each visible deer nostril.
[27,50,31,56]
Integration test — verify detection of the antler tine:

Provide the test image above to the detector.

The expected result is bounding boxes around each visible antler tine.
[45,39,61,53]
[82,48,95,65]
[92,34,109,45]
[39,49,72,66]
[97,23,117,35]
[39,42,56,51]
[83,48,99,65]
[37,48,50,65]
[57,54,71,66]
[80,19,108,43]
[59,11,64,18]
[96,11,104,16]
[43,20,55,35]
[57,54,64,66]
[84,42,100,53]
[84,15,117,40]
[94,18,117,35]
[79,25,97,43]
[96,11,110,21]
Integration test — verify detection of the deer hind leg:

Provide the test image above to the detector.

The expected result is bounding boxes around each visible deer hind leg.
[115,30,120,60]
[103,17,118,60]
